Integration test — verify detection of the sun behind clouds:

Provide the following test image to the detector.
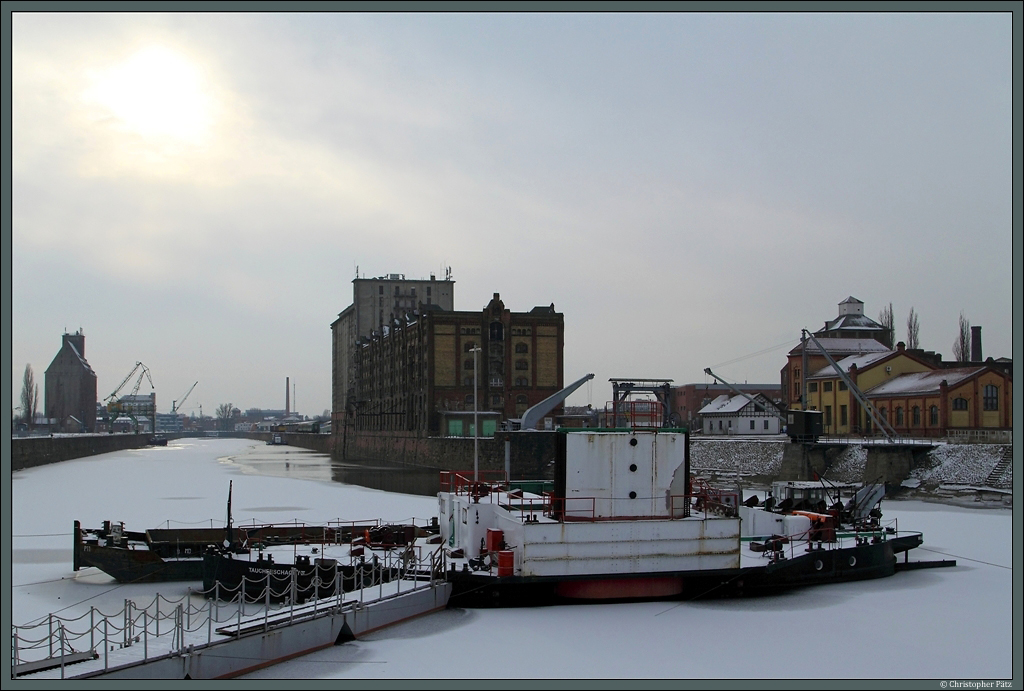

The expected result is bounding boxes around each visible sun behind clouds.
[84,45,214,143]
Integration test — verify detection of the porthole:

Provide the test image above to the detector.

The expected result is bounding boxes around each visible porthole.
[629,463,638,472]
[814,560,823,571]
[848,556,857,567]
[629,491,637,499]
[629,438,638,447]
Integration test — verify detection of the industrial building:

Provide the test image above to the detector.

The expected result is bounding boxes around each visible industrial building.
[44,330,97,432]
[339,291,564,437]
[331,271,455,417]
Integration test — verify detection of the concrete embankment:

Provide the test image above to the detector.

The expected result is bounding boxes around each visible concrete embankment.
[11,434,154,471]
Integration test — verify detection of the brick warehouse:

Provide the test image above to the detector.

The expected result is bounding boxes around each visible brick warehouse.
[340,292,564,438]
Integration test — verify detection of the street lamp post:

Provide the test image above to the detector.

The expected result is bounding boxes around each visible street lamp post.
[471,346,481,482]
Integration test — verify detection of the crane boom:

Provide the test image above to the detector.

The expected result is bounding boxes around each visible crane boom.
[172,381,198,414]
[801,329,897,441]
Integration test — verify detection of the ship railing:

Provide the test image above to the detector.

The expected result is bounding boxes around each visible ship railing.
[757,519,895,564]
[440,470,508,500]
[546,496,596,521]
[11,546,448,678]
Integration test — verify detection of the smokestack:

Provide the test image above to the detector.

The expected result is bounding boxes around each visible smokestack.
[286,377,290,415]
[971,326,982,363]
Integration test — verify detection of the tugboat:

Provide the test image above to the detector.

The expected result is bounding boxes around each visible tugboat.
[438,427,942,606]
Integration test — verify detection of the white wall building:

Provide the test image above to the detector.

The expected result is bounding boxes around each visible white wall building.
[699,394,782,436]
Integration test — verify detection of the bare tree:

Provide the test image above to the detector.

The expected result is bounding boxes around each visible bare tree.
[20,364,38,428]
[952,312,971,362]
[906,307,920,350]
[878,302,895,349]
[216,403,235,430]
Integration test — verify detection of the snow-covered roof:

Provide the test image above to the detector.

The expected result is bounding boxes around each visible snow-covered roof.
[864,367,986,397]
[820,313,885,332]
[698,393,774,415]
[807,351,892,379]
[788,338,890,356]
[64,341,96,376]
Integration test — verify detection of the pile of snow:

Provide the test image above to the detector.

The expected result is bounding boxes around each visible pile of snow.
[909,443,1010,488]
[690,439,784,479]
[822,444,868,483]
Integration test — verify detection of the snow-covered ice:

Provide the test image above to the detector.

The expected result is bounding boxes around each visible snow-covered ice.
[9,438,1015,680]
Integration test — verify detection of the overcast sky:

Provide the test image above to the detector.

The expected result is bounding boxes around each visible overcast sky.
[9,11,1014,418]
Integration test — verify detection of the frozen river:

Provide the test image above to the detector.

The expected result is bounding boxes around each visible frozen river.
[9,438,1015,680]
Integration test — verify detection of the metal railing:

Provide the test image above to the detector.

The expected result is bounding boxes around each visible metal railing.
[12,545,446,679]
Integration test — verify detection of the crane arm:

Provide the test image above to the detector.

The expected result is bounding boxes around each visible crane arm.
[173,381,198,414]
[105,362,143,404]
[517,373,595,431]
[801,329,897,441]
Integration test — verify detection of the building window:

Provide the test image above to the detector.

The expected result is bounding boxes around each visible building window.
[879,407,887,422]
[465,394,474,405]
[952,397,968,411]
[718,420,723,430]
[427,297,431,305]
[516,395,528,405]
[379,285,383,295]
[825,406,832,427]
[394,286,399,296]
[750,420,755,430]
[763,419,769,430]
[808,383,818,392]
[895,407,904,426]
[515,376,529,387]
[463,376,474,387]
[464,360,474,370]
[515,343,528,354]
[823,382,833,392]
[930,405,939,425]
[489,322,504,341]
[427,286,431,296]
[840,405,848,427]
[838,381,848,391]
[794,368,800,379]
[411,288,416,297]
[464,342,477,353]
[912,406,921,426]
[491,394,502,406]
[983,385,998,411]
[515,359,529,371]
[794,384,800,397]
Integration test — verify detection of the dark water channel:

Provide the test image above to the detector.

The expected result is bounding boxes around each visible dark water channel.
[227,445,441,497]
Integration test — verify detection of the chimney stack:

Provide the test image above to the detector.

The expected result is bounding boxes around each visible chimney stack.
[286,376,290,415]
[971,326,982,363]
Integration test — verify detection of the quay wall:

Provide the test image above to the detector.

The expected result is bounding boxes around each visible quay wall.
[331,429,558,480]
[11,434,153,471]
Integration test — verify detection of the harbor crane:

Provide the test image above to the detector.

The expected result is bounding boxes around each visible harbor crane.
[171,381,198,415]
[104,362,155,433]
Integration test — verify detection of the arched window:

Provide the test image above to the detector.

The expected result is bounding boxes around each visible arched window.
[929,405,939,425]
[515,343,528,354]
[464,341,477,353]
[879,407,887,422]
[912,406,920,426]
[515,376,529,387]
[463,376,473,387]
[515,359,529,371]
[516,395,528,405]
[489,322,504,341]
[952,397,968,411]
[895,407,904,426]
[983,385,999,411]
[464,360,474,370]
[465,394,475,405]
